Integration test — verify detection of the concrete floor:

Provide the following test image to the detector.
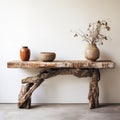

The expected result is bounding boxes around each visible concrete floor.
[0,104,120,120]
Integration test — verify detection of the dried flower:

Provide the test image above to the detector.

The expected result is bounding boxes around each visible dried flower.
[73,20,111,45]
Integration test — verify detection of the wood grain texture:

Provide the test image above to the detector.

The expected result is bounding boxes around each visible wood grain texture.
[18,83,33,108]
[88,69,100,109]
[7,60,115,69]
[17,68,100,109]
[18,79,44,108]
[8,60,115,109]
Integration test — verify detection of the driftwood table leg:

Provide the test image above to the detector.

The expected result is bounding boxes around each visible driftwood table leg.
[88,69,100,109]
[18,83,33,108]
[18,78,44,108]
[17,68,100,109]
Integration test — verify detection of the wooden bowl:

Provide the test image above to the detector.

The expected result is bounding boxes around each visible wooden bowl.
[39,52,56,62]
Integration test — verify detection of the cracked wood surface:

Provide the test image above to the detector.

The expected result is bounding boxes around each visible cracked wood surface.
[18,68,99,109]
[7,60,115,109]
[7,60,115,69]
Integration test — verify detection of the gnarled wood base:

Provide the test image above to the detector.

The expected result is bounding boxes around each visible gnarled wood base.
[18,68,100,109]
[88,69,100,109]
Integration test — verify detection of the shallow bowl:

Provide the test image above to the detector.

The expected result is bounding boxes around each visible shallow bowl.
[39,52,56,62]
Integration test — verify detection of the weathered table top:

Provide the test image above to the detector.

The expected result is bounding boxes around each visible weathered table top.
[7,60,115,69]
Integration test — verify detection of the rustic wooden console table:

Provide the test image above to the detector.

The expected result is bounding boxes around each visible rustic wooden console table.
[7,60,115,109]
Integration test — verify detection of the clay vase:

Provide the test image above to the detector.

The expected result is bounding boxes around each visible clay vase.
[85,44,100,61]
[20,46,30,61]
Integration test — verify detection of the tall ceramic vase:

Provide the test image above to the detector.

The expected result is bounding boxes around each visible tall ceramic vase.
[20,46,30,61]
[85,44,100,61]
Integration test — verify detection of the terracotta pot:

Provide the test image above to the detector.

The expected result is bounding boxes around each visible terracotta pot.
[85,44,100,61]
[20,46,30,61]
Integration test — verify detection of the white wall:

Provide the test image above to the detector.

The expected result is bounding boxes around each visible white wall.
[0,0,120,103]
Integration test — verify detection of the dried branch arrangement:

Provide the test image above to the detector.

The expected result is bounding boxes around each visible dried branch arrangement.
[73,20,111,45]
